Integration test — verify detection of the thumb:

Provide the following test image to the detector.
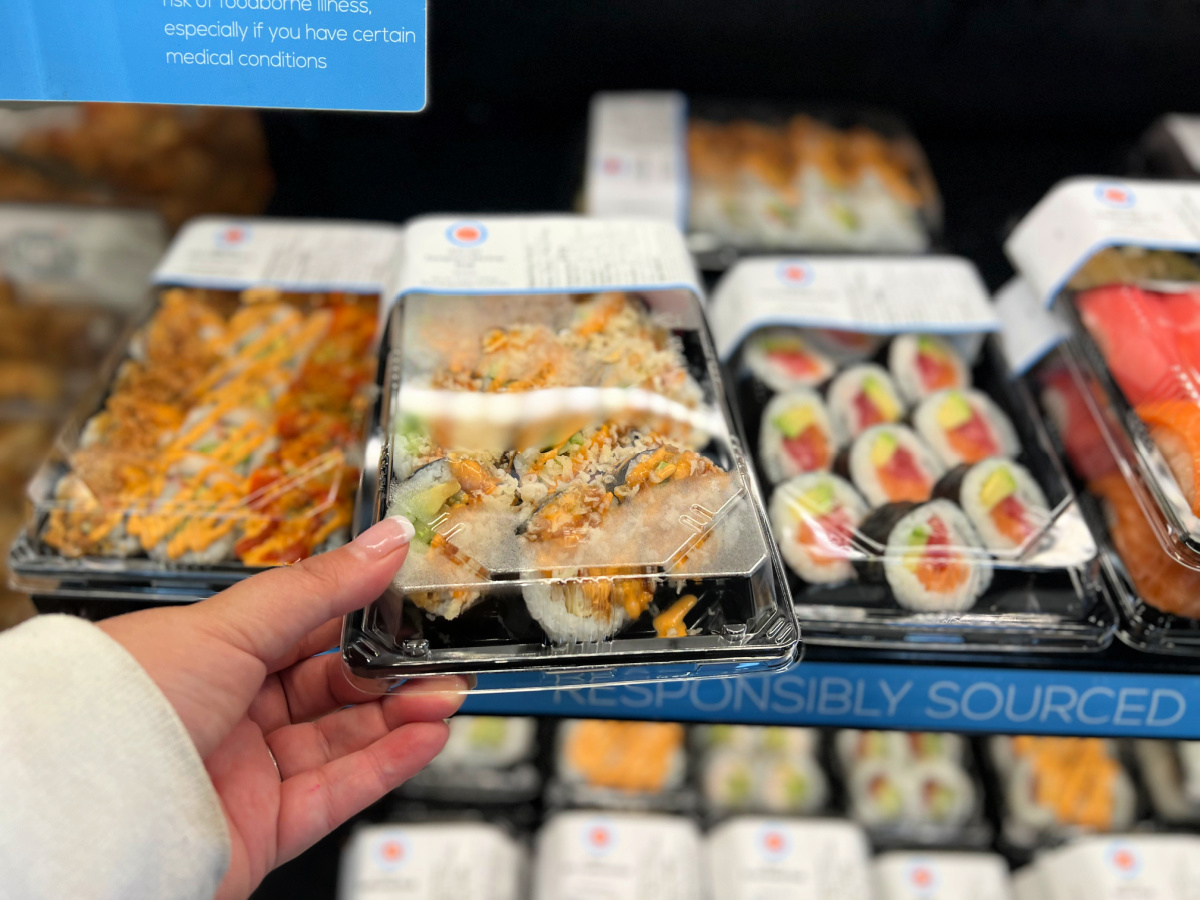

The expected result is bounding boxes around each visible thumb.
[197,515,414,663]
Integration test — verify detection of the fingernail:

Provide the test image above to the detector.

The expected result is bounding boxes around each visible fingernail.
[352,515,415,558]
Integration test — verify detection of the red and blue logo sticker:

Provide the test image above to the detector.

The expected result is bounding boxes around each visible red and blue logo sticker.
[756,825,792,862]
[776,260,813,287]
[1094,183,1136,209]
[446,220,488,248]
[582,819,616,857]
[372,833,410,871]
[215,224,252,248]
[905,860,940,895]
[1105,842,1142,878]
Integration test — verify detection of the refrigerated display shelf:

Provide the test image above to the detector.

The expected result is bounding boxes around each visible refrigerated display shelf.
[462,644,1200,738]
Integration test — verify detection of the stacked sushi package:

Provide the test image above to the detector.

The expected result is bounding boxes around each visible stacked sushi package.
[1007,178,1200,653]
[341,215,798,691]
[583,92,941,266]
[708,256,1109,650]
[8,216,401,606]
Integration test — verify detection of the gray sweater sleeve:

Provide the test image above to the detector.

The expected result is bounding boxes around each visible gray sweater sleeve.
[0,614,231,899]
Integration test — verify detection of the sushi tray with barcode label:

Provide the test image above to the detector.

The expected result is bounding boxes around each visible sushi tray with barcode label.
[8,217,398,603]
[583,93,943,269]
[1007,178,1200,655]
[706,255,1117,653]
[339,215,800,692]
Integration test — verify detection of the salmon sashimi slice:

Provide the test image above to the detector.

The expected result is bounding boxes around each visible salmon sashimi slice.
[1137,399,1200,514]
[1077,286,1188,405]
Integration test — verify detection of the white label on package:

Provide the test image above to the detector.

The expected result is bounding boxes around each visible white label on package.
[1036,835,1200,900]
[1165,115,1200,174]
[0,204,166,308]
[398,215,701,298]
[584,91,688,229]
[154,217,404,296]
[708,255,997,359]
[706,818,873,900]
[1005,177,1200,306]
[994,277,1069,374]
[874,853,1013,900]
[339,823,524,900]
[533,813,702,900]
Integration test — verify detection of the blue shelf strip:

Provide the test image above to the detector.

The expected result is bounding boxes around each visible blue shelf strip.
[461,662,1200,738]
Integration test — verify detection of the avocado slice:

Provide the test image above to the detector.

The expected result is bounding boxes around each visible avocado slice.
[980,466,1017,509]
[862,376,899,420]
[798,480,836,516]
[869,431,898,467]
[935,391,973,430]
[773,405,816,438]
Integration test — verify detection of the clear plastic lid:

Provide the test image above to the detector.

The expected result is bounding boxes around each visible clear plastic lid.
[1007,178,1200,573]
[585,93,941,266]
[341,216,797,689]
[711,256,1110,652]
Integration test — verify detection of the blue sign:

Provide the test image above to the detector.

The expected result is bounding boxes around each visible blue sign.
[462,662,1200,738]
[0,0,426,111]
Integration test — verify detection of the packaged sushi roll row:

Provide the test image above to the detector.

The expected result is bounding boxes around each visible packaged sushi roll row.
[836,730,986,845]
[988,736,1138,852]
[344,216,795,689]
[1005,180,1200,654]
[398,716,543,804]
[696,725,829,817]
[583,92,941,260]
[9,216,402,602]
[709,256,1107,651]
[341,812,1025,900]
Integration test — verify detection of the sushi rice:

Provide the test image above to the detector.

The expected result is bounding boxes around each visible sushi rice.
[743,327,836,393]
[769,472,868,584]
[879,500,992,612]
[914,388,1019,468]
[888,334,970,404]
[827,363,906,440]
[759,389,839,483]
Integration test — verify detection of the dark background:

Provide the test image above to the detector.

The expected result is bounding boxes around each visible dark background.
[252,3,1200,895]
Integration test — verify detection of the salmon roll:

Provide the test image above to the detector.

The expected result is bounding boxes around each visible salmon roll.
[827,364,905,440]
[846,424,945,507]
[759,389,838,483]
[863,499,992,611]
[914,388,1019,467]
[769,473,868,584]
[743,327,836,393]
[935,458,1051,552]
[888,334,970,404]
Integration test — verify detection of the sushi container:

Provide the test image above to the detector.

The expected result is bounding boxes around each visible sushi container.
[706,816,874,900]
[8,216,400,605]
[340,215,798,691]
[1014,834,1200,900]
[694,725,830,819]
[338,820,527,900]
[1006,178,1200,573]
[398,716,544,805]
[873,852,1014,900]
[833,729,991,848]
[533,811,703,900]
[1133,740,1200,825]
[583,92,941,269]
[547,719,696,813]
[710,255,1112,652]
[987,736,1140,854]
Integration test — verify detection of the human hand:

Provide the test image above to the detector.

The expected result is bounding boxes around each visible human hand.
[98,516,465,900]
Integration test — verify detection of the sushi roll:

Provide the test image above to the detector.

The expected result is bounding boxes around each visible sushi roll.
[849,759,909,826]
[936,459,1051,552]
[743,327,836,393]
[703,748,758,812]
[908,759,976,828]
[846,425,945,506]
[862,499,992,612]
[524,576,656,644]
[759,390,838,483]
[905,732,966,764]
[888,334,970,404]
[760,755,829,814]
[557,719,686,794]
[827,364,905,440]
[1005,738,1137,836]
[836,730,910,770]
[769,473,868,584]
[914,389,1020,468]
